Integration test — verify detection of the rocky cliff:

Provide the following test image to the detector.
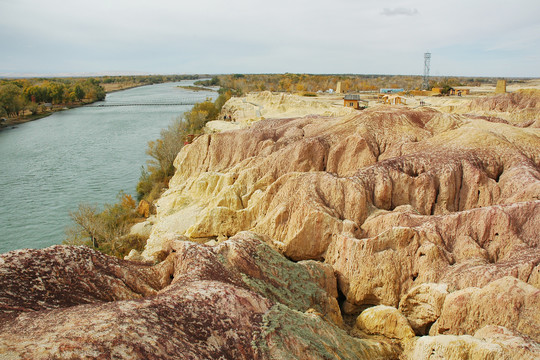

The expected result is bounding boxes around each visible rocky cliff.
[1,91,539,359]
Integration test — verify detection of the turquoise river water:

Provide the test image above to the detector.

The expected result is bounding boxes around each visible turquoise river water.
[0,80,216,254]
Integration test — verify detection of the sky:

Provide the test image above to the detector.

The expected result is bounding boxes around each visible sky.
[1,0,539,77]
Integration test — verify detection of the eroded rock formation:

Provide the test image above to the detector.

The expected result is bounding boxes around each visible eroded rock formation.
[133,91,539,358]
[2,91,539,359]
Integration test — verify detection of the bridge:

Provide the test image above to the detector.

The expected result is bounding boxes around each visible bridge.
[87,98,207,107]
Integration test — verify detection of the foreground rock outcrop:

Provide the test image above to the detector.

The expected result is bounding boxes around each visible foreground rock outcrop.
[0,233,397,359]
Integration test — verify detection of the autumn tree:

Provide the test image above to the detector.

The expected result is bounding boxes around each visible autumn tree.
[0,84,24,116]
[74,85,85,101]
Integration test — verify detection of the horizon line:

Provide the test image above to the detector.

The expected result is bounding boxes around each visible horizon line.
[0,71,537,80]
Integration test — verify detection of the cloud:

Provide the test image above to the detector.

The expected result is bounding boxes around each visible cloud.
[381,7,419,16]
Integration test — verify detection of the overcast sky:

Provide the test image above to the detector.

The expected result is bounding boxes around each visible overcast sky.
[1,0,539,77]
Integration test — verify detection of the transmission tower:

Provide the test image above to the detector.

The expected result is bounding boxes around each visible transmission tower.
[422,52,431,90]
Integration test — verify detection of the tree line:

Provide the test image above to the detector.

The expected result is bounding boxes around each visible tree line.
[0,78,106,117]
[196,74,512,96]
[100,74,201,85]
[0,74,206,119]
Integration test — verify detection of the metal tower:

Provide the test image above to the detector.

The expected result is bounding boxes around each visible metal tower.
[422,52,431,90]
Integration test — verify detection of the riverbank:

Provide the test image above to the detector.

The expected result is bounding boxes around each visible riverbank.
[0,79,202,131]
[0,84,147,131]
[176,85,217,92]
[1,102,95,130]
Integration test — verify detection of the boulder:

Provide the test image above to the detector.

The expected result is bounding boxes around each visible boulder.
[354,305,415,340]
[136,199,151,218]
[398,283,448,335]
[129,218,154,238]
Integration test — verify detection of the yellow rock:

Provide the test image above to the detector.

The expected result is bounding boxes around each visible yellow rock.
[355,305,415,340]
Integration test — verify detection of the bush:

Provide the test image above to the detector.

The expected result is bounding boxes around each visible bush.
[64,192,143,258]
[97,234,148,259]
[146,117,187,178]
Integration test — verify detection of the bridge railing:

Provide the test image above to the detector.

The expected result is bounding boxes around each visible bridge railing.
[87,97,207,107]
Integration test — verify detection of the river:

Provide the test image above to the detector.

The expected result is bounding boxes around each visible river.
[0,80,217,254]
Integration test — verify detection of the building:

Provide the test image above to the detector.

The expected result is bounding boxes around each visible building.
[336,82,342,94]
[450,88,470,96]
[495,80,507,94]
[344,95,368,110]
[379,94,407,105]
[380,88,404,94]
[432,87,470,96]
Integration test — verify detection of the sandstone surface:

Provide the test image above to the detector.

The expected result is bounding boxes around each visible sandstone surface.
[398,283,448,335]
[354,305,415,340]
[3,90,540,358]
[133,90,539,358]
[403,334,506,360]
[430,276,540,341]
[404,326,540,360]
[474,325,540,360]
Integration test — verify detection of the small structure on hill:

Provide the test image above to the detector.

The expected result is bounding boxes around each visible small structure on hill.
[379,94,407,105]
[380,88,404,94]
[344,95,368,110]
[431,87,470,96]
[450,88,470,96]
[410,90,432,96]
[495,80,507,94]
[336,82,342,94]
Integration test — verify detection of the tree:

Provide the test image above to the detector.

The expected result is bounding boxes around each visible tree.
[67,204,104,248]
[74,85,85,101]
[48,82,66,104]
[136,91,232,202]
[66,193,138,256]
[26,101,39,115]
